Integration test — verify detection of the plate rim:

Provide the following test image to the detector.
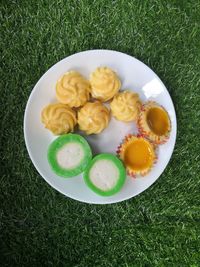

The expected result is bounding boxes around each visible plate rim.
[24,49,177,204]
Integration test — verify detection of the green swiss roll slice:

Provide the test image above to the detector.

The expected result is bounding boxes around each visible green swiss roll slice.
[48,134,92,177]
[84,154,126,196]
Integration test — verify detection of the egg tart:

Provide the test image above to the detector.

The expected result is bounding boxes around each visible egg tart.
[117,135,156,177]
[138,101,171,144]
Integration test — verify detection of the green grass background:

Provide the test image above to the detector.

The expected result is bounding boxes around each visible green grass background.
[1,0,200,266]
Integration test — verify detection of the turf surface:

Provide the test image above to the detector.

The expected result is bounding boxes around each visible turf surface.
[1,0,200,266]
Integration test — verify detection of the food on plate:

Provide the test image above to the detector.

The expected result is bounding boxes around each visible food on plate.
[138,101,171,144]
[78,101,110,135]
[110,90,141,122]
[83,153,126,196]
[56,71,90,107]
[41,65,170,189]
[117,134,156,177]
[48,134,92,177]
[41,103,77,135]
[90,67,121,101]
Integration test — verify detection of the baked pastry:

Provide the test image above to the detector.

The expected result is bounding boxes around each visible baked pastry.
[83,153,126,196]
[138,101,171,144]
[48,134,92,177]
[110,90,141,122]
[90,67,121,101]
[41,103,77,135]
[78,101,110,135]
[56,71,90,107]
[117,135,156,177]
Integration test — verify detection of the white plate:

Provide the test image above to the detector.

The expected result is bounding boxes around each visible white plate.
[24,49,177,204]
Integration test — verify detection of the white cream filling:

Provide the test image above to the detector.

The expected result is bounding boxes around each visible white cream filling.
[89,160,119,191]
[92,91,103,97]
[56,142,84,169]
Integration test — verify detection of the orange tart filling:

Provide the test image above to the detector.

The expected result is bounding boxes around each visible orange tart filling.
[146,107,169,136]
[138,101,171,144]
[117,135,156,177]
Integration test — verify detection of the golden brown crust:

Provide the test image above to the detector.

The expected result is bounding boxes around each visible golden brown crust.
[56,71,90,107]
[41,103,77,135]
[110,90,141,122]
[138,101,171,144]
[90,67,121,101]
[78,101,110,135]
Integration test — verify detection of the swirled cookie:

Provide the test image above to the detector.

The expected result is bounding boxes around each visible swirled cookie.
[56,71,90,107]
[90,67,121,101]
[41,103,77,135]
[78,101,110,134]
[110,90,141,122]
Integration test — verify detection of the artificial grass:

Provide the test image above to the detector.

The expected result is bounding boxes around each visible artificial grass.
[0,0,200,266]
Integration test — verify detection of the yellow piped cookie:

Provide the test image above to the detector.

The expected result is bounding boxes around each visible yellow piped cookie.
[56,71,90,107]
[138,101,171,144]
[78,101,110,135]
[90,67,121,102]
[110,90,141,122]
[117,135,156,177]
[41,103,77,135]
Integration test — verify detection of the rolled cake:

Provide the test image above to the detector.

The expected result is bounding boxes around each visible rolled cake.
[48,134,92,177]
[84,153,126,196]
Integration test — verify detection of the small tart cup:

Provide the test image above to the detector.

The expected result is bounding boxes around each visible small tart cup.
[48,134,92,178]
[117,134,157,177]
[83,153,126,196]
[138,101,171,144]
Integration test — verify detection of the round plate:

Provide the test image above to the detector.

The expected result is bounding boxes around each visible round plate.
[24,49,177,204]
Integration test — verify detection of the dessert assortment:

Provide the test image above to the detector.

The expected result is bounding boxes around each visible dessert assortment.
[41,66,171,196]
